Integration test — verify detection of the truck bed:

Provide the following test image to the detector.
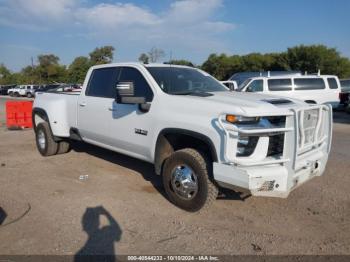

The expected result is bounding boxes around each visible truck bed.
[34,92,80,137]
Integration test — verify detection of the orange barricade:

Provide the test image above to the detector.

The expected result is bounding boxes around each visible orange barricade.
[6,101,33,129]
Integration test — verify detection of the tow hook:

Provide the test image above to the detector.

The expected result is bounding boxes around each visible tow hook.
[303,161,312,169]
[302,161,319,173]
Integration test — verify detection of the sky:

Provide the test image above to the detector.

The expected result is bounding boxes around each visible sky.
[0,0,349,71]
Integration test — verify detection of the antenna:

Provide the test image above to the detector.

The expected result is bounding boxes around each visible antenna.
[317,69,321,76]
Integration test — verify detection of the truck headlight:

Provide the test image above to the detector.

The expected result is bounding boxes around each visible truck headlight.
[237,136,259,157]
[226,115,260,124]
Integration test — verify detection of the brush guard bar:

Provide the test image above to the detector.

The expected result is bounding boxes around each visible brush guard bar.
[218,104,332,168]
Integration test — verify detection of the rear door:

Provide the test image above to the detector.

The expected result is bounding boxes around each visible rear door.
[77,67,121,145]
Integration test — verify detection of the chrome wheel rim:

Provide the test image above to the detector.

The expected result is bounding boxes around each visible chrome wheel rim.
[171,165,198,200]
[37,130,46,150]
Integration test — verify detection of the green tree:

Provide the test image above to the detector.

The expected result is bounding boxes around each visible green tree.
[68,56,91,83]
[0,64,12,84]
[201,54,243,80]
[286,45,350,77]
[138,53,149,64]
[89,46,115,65]
[35,54,66,83]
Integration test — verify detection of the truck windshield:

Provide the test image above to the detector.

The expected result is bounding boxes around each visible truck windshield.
[146,67,227,95]
[237,78,252,91]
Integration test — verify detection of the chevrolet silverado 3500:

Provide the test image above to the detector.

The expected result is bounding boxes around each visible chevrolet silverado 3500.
[33,63,333,211]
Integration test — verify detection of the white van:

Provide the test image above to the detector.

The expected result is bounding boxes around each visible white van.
[238,75,340,107]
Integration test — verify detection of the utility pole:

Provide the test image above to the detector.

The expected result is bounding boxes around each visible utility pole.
[31,57,34,84]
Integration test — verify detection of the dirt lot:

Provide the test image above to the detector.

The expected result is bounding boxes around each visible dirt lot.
[0,96,349,256]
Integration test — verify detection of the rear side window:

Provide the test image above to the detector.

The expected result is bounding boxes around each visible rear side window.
[294,78,325,90]
[119,67,154,102]
[340,80,350,91]
[246,80,263,92]
[327,78,338,89]
[268,79,292,91]
[86,67,121,98]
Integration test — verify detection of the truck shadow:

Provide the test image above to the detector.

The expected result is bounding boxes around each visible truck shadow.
[71,141,166,198]
[71,141,246,202]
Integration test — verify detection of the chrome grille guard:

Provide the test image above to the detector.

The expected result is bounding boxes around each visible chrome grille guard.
[218,104,332,167]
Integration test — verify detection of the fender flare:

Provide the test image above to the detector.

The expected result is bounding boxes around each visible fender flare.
[154,128,218,175]
[32,107,60,141]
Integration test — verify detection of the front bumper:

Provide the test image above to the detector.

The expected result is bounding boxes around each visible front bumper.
[213,105,332,197]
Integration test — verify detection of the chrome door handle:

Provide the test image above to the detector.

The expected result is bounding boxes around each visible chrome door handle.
[79,102,87,107]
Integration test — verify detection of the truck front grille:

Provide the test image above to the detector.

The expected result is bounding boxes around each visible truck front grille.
[267,134,284,157]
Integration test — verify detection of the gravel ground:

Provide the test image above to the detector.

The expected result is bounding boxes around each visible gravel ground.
[0,96,349,256]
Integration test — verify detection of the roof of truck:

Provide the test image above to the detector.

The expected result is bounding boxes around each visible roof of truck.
[91,62,192,69]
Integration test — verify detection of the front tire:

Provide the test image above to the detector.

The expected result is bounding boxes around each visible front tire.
[35,122,59,156]
[27,92,33,98]
[162,148,218,212]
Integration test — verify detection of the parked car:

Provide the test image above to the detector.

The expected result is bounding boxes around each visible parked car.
[229,71,302,87]
[50,84,82,93]
[33,63,332,211]
[238,75,340,107]
[21,85,39,97]
[7,85,21,96]
[339,79,350,107]
[8,85,39,97]
[0,84,16,95]
[35,84,62,94]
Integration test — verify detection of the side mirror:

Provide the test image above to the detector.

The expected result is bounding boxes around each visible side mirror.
[116,81,145,104]
[220,80,238,91]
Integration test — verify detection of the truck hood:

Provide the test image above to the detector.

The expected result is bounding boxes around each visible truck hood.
[164,91,307,117]
[207,91,306,115]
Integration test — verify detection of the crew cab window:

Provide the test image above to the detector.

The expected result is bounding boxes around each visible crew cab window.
[327,78,338,89]
[294,78,325,90]
[268,79,292,91]
[86,67,120,98]
[246,80,263,92]
[119,67,154,102]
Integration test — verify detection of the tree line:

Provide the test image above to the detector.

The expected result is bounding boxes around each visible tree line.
[1,44,350,85]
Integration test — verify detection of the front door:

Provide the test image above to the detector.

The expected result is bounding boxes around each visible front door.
[108,66,155,161]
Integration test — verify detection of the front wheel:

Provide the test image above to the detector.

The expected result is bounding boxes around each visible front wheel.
[27,92,33,98]
[162,148,218,212]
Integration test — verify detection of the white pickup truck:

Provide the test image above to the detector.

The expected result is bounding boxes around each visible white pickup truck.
[33,63,333,211]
